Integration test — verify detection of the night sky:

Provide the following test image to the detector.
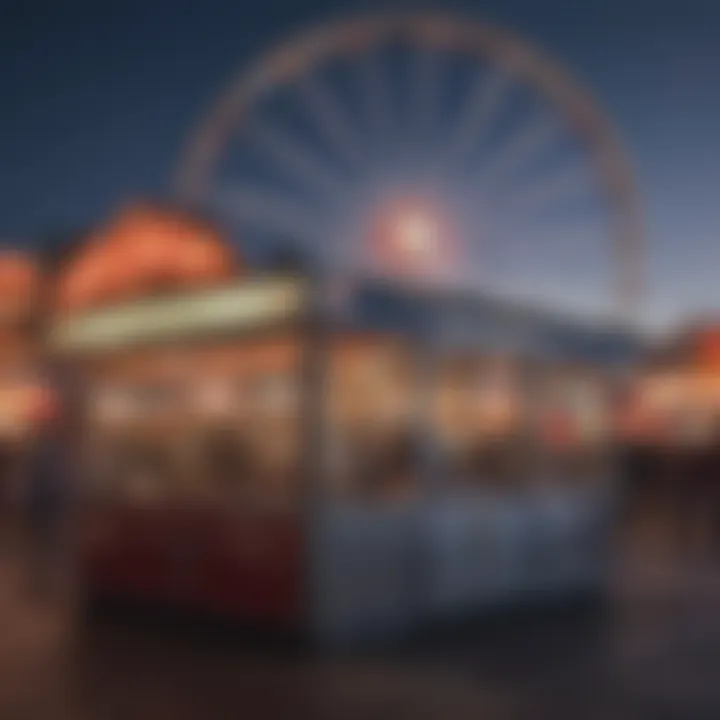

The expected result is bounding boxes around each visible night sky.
[1,0,719,327]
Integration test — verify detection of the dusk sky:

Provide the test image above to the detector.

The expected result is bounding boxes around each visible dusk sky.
[1,0,719,327]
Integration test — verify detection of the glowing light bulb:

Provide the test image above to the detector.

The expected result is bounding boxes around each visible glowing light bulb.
[395,211,438,258]
[367,194,459,281]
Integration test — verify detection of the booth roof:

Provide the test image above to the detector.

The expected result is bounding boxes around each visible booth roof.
[37,202,228,272]
[340,279,642,366]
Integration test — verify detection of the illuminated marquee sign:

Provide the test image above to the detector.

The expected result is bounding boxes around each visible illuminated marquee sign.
[51,278,307,353]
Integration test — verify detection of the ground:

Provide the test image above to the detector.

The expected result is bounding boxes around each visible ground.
[0,514,719,719]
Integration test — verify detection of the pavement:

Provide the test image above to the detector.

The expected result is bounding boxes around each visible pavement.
[0,514,720,719]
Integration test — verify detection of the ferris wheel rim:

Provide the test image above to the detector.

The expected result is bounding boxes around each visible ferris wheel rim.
[175,11,643,319]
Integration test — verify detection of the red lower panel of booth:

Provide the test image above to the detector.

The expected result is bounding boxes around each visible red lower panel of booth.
[83,507,304,626]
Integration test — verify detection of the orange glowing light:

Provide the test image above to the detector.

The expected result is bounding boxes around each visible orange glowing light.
[696,329,720,370]
[176,238,232,281]
[0,252,39,319]
[56,204,238,313]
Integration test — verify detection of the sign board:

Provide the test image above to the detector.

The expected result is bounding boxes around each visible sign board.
[51,277,308,353]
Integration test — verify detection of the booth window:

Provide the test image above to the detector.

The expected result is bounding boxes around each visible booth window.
[430,356,528,489]
[532,373,612,484]
[326,339,418,502]
[236,371,302,507]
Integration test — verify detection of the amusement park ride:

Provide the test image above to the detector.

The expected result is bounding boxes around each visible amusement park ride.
[24,12,648,643]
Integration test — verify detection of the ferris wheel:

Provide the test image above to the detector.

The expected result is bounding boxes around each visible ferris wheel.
[176,12,642,318]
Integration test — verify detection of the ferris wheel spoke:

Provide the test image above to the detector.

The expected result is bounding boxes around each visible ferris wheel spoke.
[251,121,349,201]
[357,50,394,158]
[502,159,597,221]
[406,49,443,154]
[539,215,607,256]
[439,69,511,171]
[496,212,608,273]
[478,115,559,187]
[215,185,327,244]
[298,74,364,168]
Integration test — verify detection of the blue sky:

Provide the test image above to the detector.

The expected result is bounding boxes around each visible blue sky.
[1,0,719,327]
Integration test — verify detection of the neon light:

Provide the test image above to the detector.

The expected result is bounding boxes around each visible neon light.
[51,278,307,352]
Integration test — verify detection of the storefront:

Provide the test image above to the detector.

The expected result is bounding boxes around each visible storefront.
[47,205,638,643]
